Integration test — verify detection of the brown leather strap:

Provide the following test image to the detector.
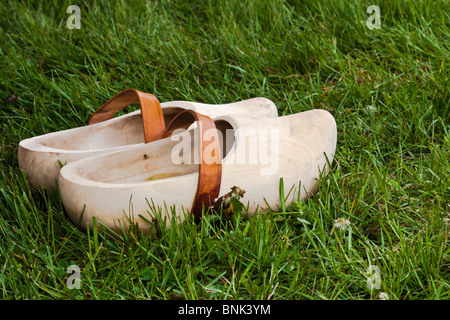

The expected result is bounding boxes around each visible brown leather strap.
[88,88,165,143]
[163,110,222,221]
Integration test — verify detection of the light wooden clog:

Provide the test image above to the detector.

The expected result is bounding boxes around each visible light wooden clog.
[58,109,337,233]
[18,89,277,190]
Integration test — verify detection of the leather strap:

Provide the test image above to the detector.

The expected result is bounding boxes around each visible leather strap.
[163,110,222,221]
[88,88,165,143]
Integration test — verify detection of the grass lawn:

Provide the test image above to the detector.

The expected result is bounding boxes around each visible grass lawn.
[0,0,449,300]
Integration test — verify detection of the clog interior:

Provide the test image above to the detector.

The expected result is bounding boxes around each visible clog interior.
[81,119,235,184]
[41,107,186,151]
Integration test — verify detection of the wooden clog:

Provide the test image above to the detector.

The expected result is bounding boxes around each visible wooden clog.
[58,109,337,233]
[18,89,277,190]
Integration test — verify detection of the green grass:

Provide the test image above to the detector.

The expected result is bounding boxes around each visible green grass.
[0,0,449,300]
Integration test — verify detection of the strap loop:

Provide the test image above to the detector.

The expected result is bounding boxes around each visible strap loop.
[88,88,165,143]
[163,110,222,221]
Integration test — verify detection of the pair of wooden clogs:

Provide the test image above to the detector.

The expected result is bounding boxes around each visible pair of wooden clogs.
[18,89,337,233]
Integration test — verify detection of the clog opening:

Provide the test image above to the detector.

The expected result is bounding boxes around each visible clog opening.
[81,119,236,184]
[40,107,187,151]
[214,119,235,159]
